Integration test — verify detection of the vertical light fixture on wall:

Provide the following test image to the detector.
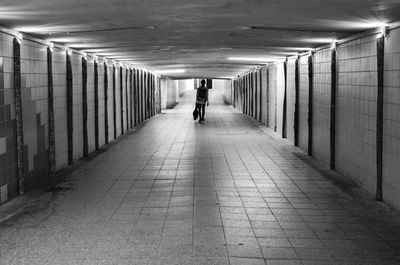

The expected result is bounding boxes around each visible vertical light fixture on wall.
[376,26,387,201]
[66,49,73,165]
[13,38,24,195]
[47,46,56,177]
[82,57,88,157]
[330,41,337,170]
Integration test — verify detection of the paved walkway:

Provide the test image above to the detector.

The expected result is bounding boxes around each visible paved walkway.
[1,91,400,265]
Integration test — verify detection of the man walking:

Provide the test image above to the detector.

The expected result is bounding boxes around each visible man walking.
[196,79,209,122]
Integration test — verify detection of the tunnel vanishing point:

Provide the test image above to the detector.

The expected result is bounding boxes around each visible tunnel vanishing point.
[1,1,400,264]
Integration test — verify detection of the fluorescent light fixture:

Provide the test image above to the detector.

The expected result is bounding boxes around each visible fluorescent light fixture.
[48,42,54,51]
[303,38,335,44]
[156,69,186,74]
[379,23,389,38]
[331,39,337,50]
[227,57,280,62]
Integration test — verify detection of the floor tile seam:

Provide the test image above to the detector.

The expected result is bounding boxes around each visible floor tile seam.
[231,138,316,253]
[160,120,190,241]
[206,122,231,265]
[221,139,263,265]
[245,136,314,236]
[227,144,273,231]
[119,119,179,255]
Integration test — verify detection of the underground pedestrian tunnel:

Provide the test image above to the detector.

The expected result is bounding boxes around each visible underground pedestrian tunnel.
[1,1,400,264]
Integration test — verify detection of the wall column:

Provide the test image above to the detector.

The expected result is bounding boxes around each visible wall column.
[47,47,55,177]
[294,57,300,146]
[330,47,337,170]
[133,69,138,126]
[266,68,270,127]
[259,69,262,122]
[82,58,88,157]
[282,59,288,138]
[125,68,129,131]
[129,69,133,129]
[13,38,24,195]
[66,51,73,165]
[94,61,99,150]
[120,66,124,135]
[307,53,314,156]
[113,65,117,139]
[376,35,385,201]
[104,62,109,144]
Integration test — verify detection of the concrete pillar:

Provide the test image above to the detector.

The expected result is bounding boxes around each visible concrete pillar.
[47,47,56,177]
[13,38,24,195]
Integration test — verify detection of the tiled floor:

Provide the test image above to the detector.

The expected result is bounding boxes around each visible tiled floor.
[1,92,400,265]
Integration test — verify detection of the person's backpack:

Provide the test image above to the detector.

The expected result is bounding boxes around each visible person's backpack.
[193,107,198,120]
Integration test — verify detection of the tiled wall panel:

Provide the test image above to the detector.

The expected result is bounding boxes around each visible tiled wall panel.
[115,67,121,137]
[20,40,48,189]
[87,60,95,152]
[52,49,68,170]
[71,54,83,160]
[276,62,285,136]
[0,31,158,205]
[312,48,331,165]
[107,65,114,141]
[336,36,377,193]
[298,55,309,152]
[0,33,18,202]
[98,62,105,147]
[383,28,400,207]
[260,67,268,126]
[267,66,277,131]
[286,58,296,143]
[121,68,127,132]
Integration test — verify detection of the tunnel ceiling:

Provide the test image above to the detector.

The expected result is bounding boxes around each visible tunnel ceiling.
[1,0,400,78]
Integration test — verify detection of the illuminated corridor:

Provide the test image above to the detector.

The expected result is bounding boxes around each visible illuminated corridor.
[1,1,400,264]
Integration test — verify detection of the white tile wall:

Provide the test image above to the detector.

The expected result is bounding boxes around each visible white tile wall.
[312,48,332,165]
[276,62,285,136]
[115,66,121,137]
[286,58,296,143]
[52,49,68,169]
[336,36,377,194]
[260,67,268,126]
[383,27,400,208]
[87,60,95,152]
[107,65,114,141]
[267,65,277,131]
[72,54,83,160]
[98,62,105,147]
[121,67,126,133]
[20,39,48,178]
[298,55,309,152]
